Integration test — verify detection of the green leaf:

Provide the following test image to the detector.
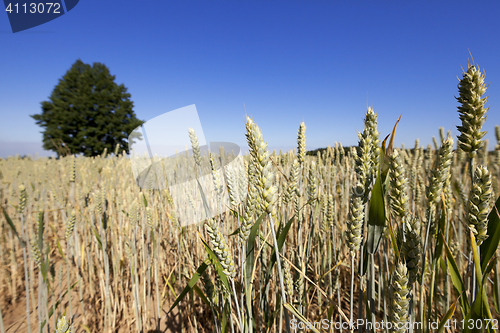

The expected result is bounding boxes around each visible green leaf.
[327,299,335,323]
[437,296,459,333]
[167,260,208,315]
[365,174,386,254]
[166,278,177,299]
[304,201,321,261]
[91,224,103,250]
[229,207,244,222]
[1,206,25,247]
[283,303,321,333]
[80,324,91,333]
[221,300,229,333]
[243,211,265,333]
[439,257,447,275]
[363,285,372,323]
[39,280,79,331]
[385,115,401,161]
[481,258,496,291]
[229,226,240,236]
[470,230,495,319]
[464,281,496,333]
[37,211,45,256]
[470,230,485,296]
[380,116,401,182]
[264,299,281,330]
[265,215,295,283]
[41,243,51,283]
[50,224,66,261]
[245,212,266,285]
[199,235,230,291]
[192,284,211,308]
[475,255,497,332]
[442,233,469,314]
[481,195,500,272]
[494,259,500,314]
[433,206,447,260]
[379,134,390,184]
[363,119,400,258]
[196,178,213,219]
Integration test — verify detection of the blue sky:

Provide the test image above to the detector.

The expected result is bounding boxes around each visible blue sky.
[1,0,500,157]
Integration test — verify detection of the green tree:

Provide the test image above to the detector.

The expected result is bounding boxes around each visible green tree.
[31,59,144,157]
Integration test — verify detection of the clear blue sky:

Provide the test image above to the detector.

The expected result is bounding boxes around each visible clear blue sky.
[2,0,500,157]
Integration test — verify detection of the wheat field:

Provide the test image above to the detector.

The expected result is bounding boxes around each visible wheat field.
[1,60,500,333]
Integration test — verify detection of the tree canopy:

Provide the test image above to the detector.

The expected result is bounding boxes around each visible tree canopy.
[31,59,144,157]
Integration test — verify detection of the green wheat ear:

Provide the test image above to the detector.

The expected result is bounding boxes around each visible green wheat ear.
[18,184,27,214]
[320,193,329,234]
[427,136,454,211]
[389,149,410,219]
[65,210,76,241]
[456,60,489,158]
[297,121,306,164]
[188,128,202,167]
[55,316,72,333]
[239,165,258,242]
[30,238,42,269]
[468,165,492,245]
[307,162,317,202]
[345,184,364,256]
[365,106,380,167]
[245,117,278,216]
[283,159,300,205]
[283,260,294,299]
[401,216,421,285]
[69,155,76,183]
[205,218,236,278]
[355,107,379,202]
[390,261,410,333]
[225,165,239,208]
[327,193,334,227]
